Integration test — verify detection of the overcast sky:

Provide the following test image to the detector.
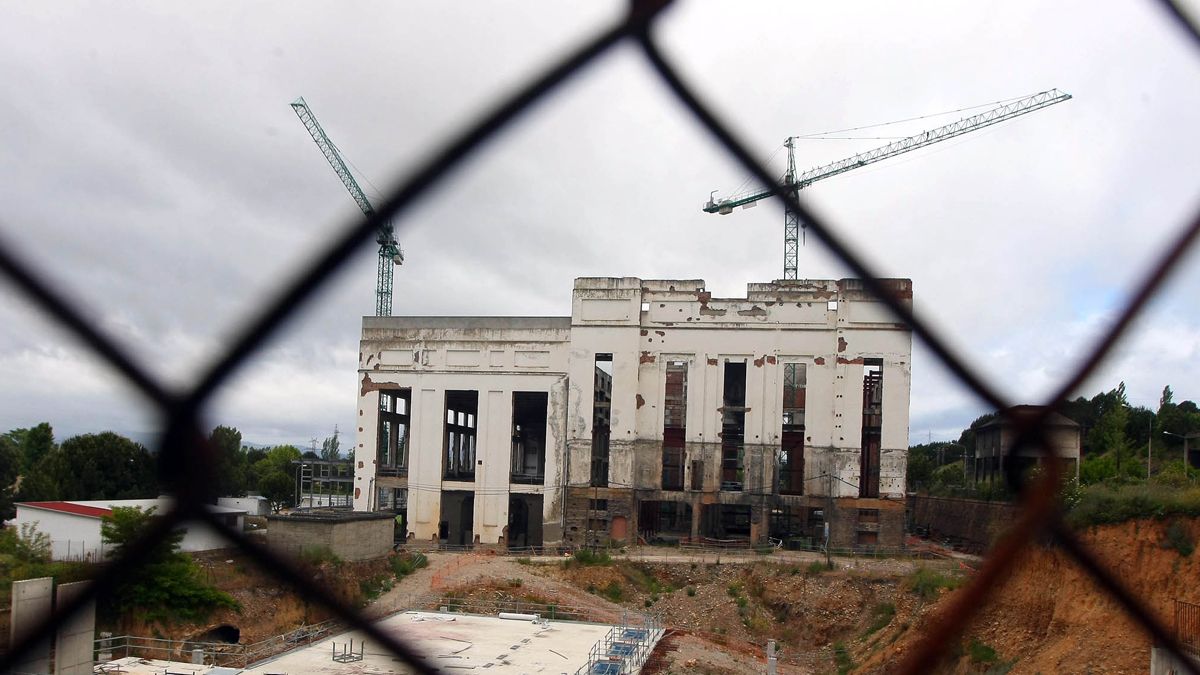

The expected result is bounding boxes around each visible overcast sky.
[1,1,1198,450]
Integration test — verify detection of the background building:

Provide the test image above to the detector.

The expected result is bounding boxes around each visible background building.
[354,277,913,549]
[13,499,246,561]
[973,405,1082,484]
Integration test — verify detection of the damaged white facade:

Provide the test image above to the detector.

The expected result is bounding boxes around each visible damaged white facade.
[354,277,912,549]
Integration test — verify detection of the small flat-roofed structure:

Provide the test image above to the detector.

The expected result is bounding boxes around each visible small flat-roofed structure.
[265,509,395,561]
[973,405,1081,484]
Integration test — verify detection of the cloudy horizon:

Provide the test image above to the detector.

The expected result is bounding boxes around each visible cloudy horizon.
[1,2,1198,450]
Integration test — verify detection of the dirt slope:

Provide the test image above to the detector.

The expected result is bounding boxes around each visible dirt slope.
[853,518,1200,674]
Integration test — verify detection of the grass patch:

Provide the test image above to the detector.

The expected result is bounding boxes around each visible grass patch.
[297,545,342,568]
[686,585,696,597]
[905,567,963,601]
[600,580,624,602]
[805,561,827,576]
[1066,484,1200,528]
[864,602,896,636]
[833,642,854,675]
[516,557,531,565]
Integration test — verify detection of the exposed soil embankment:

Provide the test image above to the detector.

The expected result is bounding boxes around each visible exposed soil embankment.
[853,518,1200,674]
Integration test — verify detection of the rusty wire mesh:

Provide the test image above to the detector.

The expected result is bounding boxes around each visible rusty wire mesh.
[2,1,1199,673]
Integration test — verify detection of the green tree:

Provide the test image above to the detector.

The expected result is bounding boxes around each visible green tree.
[209,426,246,498]
[258,471,294,513]
[320,428,341,461]
[6,423,55,474]
[1087,383,1132,470]
[0,436,19,520]
[16,432,157,502]
[99,507,238,623]
[253,445,300,512]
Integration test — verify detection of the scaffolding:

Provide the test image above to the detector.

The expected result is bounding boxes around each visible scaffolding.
[574,611,663,675]
[294,459,354,509]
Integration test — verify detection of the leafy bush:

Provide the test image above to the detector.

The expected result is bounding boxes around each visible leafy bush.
[389,551,428,578]
[968,639,998,665]
[569,549,613,567]
[686,585,696,597]
[516,557,531,565]
[600,580,624,602]
[99,507,239,623]
[1065,484,1200,528]
[1164,520,1195,557]
[806,561,827,576]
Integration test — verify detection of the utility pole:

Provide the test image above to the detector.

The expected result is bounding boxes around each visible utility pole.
[825,470,834,570]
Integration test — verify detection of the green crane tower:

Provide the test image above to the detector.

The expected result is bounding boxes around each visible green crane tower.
[291,97,403,317]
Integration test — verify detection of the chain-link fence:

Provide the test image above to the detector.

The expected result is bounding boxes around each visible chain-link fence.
[1,1,1198,674]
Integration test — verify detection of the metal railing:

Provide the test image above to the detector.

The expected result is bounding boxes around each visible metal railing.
[95,619,340,669]
[1178,599,1200,657]
[574,611,664,675]
[1,3,1199,675]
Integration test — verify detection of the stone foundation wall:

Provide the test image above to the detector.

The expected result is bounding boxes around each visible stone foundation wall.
[266,512,394,562]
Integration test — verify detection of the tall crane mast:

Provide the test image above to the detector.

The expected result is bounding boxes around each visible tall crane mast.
[291,97,403,316]
[704,89,1072,280]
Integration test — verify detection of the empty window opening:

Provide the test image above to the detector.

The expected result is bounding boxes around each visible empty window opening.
[444,390,478,481]
[701,504,751,540]
[856,530,879,547]
[507,494,543,549]
[377,488,408,541]
[721,360,747,492]
[779,363,806,495]
[589,499,609,511]
[768,505,813,547]
[511,392,547,485]
[439,490,474,547]
[859,359,883,498]
[858,508,880,524]
[378,390,410,477]
[591,353,613,487]
[638,500,692,543]
[662,360,688,491]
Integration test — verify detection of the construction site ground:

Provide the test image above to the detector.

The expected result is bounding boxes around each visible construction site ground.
[139,517,1199,674]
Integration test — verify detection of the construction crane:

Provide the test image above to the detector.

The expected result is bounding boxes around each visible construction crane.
[704,89,1072,280]
[291,97,403,316]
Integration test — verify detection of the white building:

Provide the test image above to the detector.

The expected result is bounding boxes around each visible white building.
[354,277,912,549]
[13,499,246,561]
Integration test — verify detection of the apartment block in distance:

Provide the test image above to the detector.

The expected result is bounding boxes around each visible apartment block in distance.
[353,277,913,550]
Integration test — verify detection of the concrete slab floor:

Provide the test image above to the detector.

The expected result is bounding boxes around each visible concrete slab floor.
[99,611,654,675]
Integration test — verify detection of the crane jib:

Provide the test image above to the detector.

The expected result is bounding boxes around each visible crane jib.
[703,89,1071,214]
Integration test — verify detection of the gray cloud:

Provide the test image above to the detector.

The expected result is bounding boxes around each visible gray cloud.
[1,1,1197,448]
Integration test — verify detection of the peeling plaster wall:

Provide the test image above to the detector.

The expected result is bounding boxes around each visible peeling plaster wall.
[354,317,571,546]
[355,279,913,548]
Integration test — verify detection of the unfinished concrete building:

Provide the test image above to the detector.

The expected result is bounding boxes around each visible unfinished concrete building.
[353,277,912,549]
[973,405,1081,484]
